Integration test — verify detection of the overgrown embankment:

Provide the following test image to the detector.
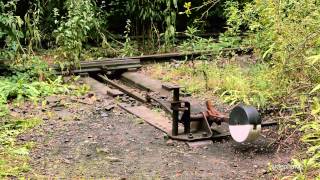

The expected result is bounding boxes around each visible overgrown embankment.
[0,57,89,177]
[0,0,319,178]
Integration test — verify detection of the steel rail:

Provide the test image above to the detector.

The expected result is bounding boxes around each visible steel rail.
[97,74,147,103]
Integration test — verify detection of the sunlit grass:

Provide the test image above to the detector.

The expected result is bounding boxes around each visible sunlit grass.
[145,60,283,108]
[0,117,42,177]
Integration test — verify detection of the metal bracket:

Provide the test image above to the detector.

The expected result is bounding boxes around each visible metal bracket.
[163,84,213,141]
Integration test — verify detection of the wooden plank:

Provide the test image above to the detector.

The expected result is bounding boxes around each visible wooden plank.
[118,104,185,134]
[52,58,141,73]
[106,88,124,97]
[121,72,170,96]
[83,77,111,97]
[82,76,124,98]
[118,104,215,141]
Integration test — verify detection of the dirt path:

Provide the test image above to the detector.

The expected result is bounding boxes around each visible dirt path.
[17,91,294,179]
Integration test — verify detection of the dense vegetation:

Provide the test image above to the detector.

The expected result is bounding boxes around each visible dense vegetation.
[0,0,319,178]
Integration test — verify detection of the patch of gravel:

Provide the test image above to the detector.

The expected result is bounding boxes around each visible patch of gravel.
[18,95,294,179]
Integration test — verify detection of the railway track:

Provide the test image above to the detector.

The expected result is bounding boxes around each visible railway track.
[52,48,253,75]
[54,49,276,144]
[83,70,277,144]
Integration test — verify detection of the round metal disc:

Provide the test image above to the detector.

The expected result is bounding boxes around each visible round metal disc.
[229,105,261,126]
[229,124,261,143]
[228,105,261,143]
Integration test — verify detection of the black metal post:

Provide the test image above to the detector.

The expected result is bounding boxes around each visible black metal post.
[172,88,180,136]
[184,102,191,134]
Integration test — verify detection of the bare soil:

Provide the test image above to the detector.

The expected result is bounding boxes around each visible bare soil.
[12,87,297,179]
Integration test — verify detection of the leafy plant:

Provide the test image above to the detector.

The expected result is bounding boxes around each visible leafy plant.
[24,1,42,54]
[147,60,280,108]
[222,1,320,178]
[224,0,320,78]
[0,117,42,177]
[288,89,320,179]
[120,19,138,57]
[127,0,178,50]
[54,0,103,61]
[178,26,241,54]
[0,56,89,117]
[0,0,25,60]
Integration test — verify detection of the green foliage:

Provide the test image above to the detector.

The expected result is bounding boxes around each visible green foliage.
[0,118,42,147]
[182,2,192,17]
[127,0,178,49]
[0,75,68,108]
[1,0,44,60]
[54,0,103,61]
[163,0,178,48]
[224,0,320,81]
[120,19,139,57]
[0,117,42,177]
[24,1,42,53]
[0,56,89,177]
[150,61,280,108]
[289,91,320,179]
[223,1,320,178]
[0,0,24,60]
[0,56,89,117]
[178,26,241,53]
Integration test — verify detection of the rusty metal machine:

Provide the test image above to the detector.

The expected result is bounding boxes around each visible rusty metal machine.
[57,56,275,143]
[96,72,272,143]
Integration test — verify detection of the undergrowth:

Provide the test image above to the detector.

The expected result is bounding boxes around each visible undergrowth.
[0,117,42,177]
[222,0,320,178]
[178,26,242,53]
[148,60,281,109]
[0,56,89,177]
[0,57,87,116]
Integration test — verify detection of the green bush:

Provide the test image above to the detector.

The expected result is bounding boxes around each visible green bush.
[149,61,280,108]
[54,0,104,61]
[223,0,320,178]
[0,0,24,60]
[0,117,43,177]
[224,0,320,80]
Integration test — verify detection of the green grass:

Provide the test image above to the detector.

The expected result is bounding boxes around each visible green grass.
[0,117,43,177]
[148,59,320,179]
[148,60,284,108]
[0,57,90,177]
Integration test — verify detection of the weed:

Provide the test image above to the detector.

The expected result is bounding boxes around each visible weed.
[0,56,89,117]
[0,0,25,60]
[0,117,43,177]
[223,1,320,178]
[54,0,103,62]
[133,118,144,125]
[287,91,320,179]
[147,60,281,109]
[120,19,138,57]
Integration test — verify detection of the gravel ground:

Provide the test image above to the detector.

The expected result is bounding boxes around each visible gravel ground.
[14,90,295,179]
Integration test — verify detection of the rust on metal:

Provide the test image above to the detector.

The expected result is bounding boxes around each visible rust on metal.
[106,89,124,97]
[97,74,147,103]
[204,100,229,124]
[53,58,142,74]
[118,104,175,134]
[118,71,233,141]
[121,72,170,96]
[90,70,269,142]
[118,104,214,141]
